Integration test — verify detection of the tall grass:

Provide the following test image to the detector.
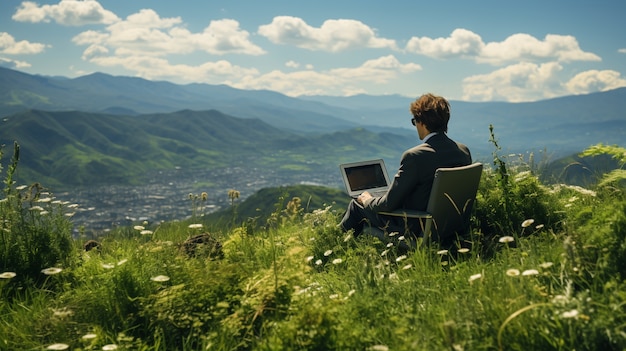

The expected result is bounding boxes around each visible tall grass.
[1,140,626,350]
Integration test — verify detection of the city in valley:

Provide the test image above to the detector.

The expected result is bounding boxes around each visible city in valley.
[50,164,342,237]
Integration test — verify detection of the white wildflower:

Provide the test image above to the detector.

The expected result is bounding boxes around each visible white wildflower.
[469,273,482,283]
[323,249,333,256]
[506,269,520,276]
[188,223,203,229]
[332,258,343,265]
[539,262,554,269]
[521,219,535,228]
[41,267,62,275]
[522,269,539,276]
[0,272,16,279]
[499,236,515,243]
[150,275,170,282]
[561,309,579,319]
[395,255,407,262]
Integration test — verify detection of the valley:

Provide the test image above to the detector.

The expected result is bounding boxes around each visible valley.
[54,163,342,236]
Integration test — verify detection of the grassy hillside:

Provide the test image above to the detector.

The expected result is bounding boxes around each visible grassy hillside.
[1,145,626,350]
[202,184,351,230]
[0,109,414,187]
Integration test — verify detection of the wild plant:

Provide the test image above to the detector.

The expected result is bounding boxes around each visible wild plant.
[0,142,77,294]
[474,126,564,255]
[578,143,626,189]
[563,144,626,281]
[188,191,208,218]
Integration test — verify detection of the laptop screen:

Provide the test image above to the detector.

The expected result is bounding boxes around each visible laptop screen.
[344,163,388,192]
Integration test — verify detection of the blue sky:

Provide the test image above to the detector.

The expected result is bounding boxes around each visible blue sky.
[1,0,625,102]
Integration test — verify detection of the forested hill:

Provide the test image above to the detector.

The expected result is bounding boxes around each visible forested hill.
[0,109,416,187]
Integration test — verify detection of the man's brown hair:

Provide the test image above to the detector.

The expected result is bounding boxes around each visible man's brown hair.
[409,93,450,133]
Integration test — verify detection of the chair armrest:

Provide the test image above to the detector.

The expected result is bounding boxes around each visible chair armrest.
[378,209,432,219]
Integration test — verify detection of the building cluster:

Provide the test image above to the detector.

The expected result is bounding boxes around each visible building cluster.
[56,165,341,236]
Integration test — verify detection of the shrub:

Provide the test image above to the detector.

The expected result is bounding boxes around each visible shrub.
[473,126,565,255]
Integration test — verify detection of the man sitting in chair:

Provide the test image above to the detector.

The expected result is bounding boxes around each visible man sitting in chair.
[339,93,472,238]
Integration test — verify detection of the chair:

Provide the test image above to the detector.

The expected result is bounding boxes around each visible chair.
[368,162,483,248]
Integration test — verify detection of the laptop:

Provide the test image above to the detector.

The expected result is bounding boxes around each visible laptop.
[339,159,391,198]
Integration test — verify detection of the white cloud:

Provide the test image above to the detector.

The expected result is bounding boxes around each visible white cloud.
[479,33,600,64]
[0,56,32,68]
[78,53,419,96]
[0,32,48,54]
[258,16,398,52]
[73,10,265,57]
[405,28,483,59]
[619,48,626,54]
[12,0,119,26]
[285,60,299,68]
[232,55,420,96]
[462,61,564,102]
[564,70,626,95]
[406,29,600,65]
[86,54,259,84]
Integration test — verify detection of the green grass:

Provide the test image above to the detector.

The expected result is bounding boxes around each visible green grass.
[1,142,626,350]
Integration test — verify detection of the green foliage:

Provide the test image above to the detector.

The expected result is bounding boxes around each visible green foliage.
[203,184,350,230]
[0,142,77,295]
[2,141,626,350]
[578,144,626,189]
[0,109,414,187]
[474,126,565,252]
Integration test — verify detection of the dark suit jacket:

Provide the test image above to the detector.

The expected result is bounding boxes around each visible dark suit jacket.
[364,133,472,212]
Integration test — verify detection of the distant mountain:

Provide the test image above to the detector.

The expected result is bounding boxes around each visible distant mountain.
[2,66,625,161]
[304,89,626,157]
[0,109,415,187]
[0,67,357,133]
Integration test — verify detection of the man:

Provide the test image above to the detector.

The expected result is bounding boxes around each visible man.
[339,93,472,237]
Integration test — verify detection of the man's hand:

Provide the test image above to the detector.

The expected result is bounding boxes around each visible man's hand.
[357,191,373,205]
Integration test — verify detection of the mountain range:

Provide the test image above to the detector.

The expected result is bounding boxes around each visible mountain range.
[1,66,625,189]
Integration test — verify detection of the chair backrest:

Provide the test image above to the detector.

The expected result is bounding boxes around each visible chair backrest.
[425,162,483,244]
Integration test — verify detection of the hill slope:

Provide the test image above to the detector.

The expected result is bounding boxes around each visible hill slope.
[2,67,625,157]
[0,109,415,187]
